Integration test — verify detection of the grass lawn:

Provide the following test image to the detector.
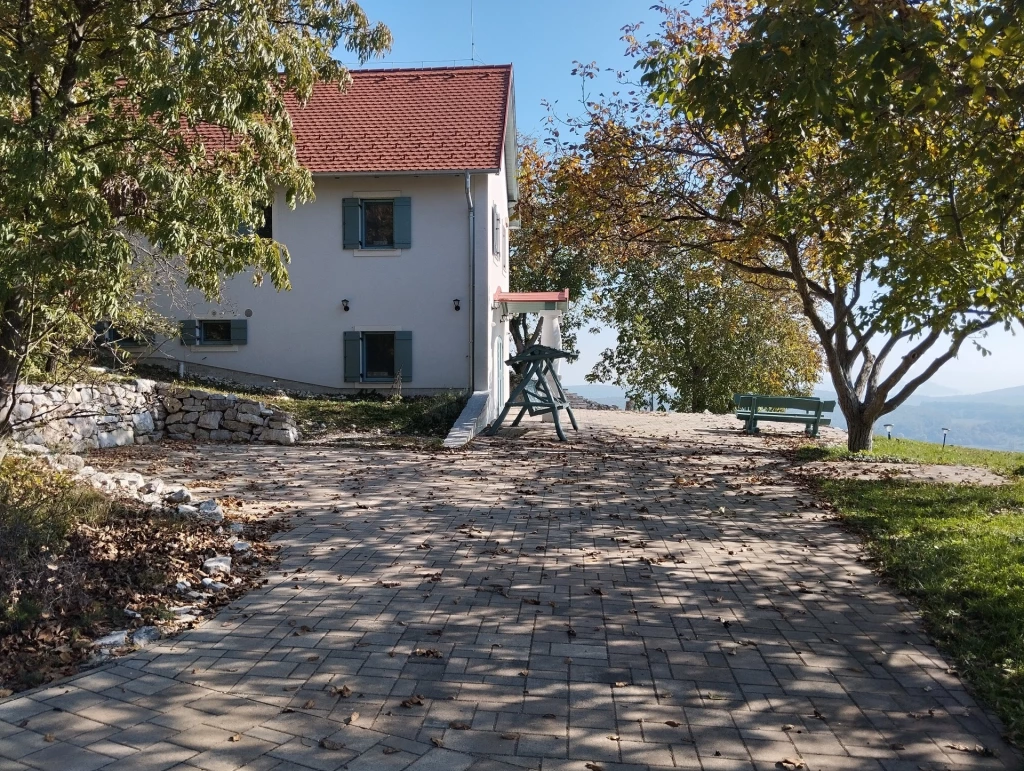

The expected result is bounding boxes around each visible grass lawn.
[799,436,1024,477]
[271,391,468,441]
[805,439,1024,744]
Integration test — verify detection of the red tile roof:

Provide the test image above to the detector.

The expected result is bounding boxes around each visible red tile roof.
[282,65,513,174]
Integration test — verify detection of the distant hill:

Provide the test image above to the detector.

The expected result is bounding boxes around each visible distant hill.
[818,384,1024,451]
[564,384,627,409]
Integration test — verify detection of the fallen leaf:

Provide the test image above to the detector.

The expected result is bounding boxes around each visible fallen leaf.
[44,734,56,742]
[400,695,424,708]
[781,724,795,732]
[228,734,241,742]
[430,737,444,748]
[319,737,344,750]
[302,699,316,709]
[449,721,471,730]
[331,685,352,698]
[585,764,605,771]
[665,720,682,728]
[776,759,805,770]
[501,732,519,740]
[344,712,359,725]
[613,681,628,688]
[383,747,399,755]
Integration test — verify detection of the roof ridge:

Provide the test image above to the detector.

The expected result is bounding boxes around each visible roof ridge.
[348,63,513,76]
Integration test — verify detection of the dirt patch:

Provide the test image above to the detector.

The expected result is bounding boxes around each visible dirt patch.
[793,460,1008,486]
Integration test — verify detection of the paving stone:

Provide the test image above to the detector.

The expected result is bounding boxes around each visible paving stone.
[8,412,1020,771]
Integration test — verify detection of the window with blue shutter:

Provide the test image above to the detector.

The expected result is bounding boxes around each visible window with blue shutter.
[229,319,248,344]
[343,331,361,382]
[394,331,412,382]
[342,197,411,250]
[179,320,199,345]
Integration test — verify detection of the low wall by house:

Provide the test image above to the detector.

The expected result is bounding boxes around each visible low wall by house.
[10,380,298,451]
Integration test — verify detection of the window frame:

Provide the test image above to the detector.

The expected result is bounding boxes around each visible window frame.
[198,319,233,346]
[362,331,397,382]
[360,199,396,250]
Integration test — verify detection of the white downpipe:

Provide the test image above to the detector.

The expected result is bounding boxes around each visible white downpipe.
[465,172,476,392]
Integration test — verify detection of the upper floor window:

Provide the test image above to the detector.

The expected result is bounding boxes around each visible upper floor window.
[256,204,273,239]
[343,197,412,250]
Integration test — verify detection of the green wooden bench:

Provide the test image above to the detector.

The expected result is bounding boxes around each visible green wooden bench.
[733,394,836,437]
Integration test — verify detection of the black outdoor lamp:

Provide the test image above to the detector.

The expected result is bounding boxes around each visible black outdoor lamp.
[342,299,350,312]
[883,423,893,440]
[453,298,461,311]
[941,427,950,450]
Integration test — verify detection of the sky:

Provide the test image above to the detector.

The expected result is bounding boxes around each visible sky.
[353,0,1024,396]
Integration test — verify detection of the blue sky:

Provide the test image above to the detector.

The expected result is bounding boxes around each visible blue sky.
[353,0,1023,395]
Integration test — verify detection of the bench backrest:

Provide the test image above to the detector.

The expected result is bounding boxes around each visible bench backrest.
[733,394,836,414]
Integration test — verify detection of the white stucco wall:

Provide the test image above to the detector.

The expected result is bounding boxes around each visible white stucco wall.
[147,170,512,399]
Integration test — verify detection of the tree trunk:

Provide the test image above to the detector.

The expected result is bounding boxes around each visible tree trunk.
[0,295,26,437]
[846,413,875,452]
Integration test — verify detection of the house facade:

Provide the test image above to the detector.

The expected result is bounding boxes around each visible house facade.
[144,65,519,420]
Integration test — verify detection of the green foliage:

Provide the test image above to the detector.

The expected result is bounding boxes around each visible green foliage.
[590,253,821,412]
[819,475,1024,744]
[0,0,391,428]
[0,456,110,627]
[275,391,468,440]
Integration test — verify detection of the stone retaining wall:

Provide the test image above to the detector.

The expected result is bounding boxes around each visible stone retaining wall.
[11,380,299,451]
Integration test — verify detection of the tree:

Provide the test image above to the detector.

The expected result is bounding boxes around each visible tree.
[631,0,1024,449]
[590,252,822,413]
[0,0,391,434]
[508,139,599,373]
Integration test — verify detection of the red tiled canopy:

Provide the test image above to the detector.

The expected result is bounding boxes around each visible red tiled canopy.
[283,65,513,174]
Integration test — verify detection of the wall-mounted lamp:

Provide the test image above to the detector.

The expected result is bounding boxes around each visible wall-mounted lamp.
[883,423,893,440]
[453,298,461,311]
[342,299,350,312]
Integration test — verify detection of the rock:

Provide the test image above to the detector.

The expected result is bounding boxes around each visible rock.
[203,556,231,575]
[193,428,211,442]
[209,430,232,442]
[238,412,265,426]
[132,411,155,434]
[198,500,224,522]
[231,541,251,553]
[236,402,262,415]
[200,577,228,593]
[228,522,244,534]
[117,472,145,488]
[165,411,184,425]
[141,479,164,495]
[182,411,200,424]
[231,432,251,443]
[97,428,134,448]
[132,626,161,647]
[175,580,192,593]
[124,607,142,619]
[18,443,51,455]
[197,411,223,430]
[165,488,192,504]
[262,427,298,445]
[57,454,85,471]
[94,630,129,647]
[177,504,198,517]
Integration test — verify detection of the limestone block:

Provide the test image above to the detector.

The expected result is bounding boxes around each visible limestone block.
[165,412,184,425]
[197,411,222,430]
[163,397,182,413]
[238,412,264,426]
[182,412,200,423]
[194,428,210,441]
[223,408,237,421]
[231,432,252,442]
[132,411,155,434]
[97,428,134,448]
[220,419,248,432]
[262,427,298,445]
[167,430,192,441]
[209,430,232,441]
[203,555,231,575]
[190,389,210,399]
[236,402,262,415]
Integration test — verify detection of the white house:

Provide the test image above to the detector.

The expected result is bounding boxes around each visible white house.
[141,65,569,426]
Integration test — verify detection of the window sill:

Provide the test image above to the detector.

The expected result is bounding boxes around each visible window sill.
[353,249,402,257]
[187,345,239,352]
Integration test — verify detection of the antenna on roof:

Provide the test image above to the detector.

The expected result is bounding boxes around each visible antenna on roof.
[470,0,476,62]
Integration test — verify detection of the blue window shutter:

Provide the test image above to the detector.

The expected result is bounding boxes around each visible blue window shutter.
[179,319,198,345]
[393,197,411,249]
[395,331,412,382]
[343,198,361,249]
[230,319,248,344]
[344,331,361,382]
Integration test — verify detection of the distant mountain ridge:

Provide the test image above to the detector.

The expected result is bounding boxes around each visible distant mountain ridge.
[817,384,1024,451]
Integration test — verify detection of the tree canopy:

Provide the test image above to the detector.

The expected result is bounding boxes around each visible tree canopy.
[0,0,391,432]
[529,0,1024,449]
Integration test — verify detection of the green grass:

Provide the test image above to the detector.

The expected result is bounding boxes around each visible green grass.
[273,391,468,440]
[798,436,1024,477]
[804,438,1024,744]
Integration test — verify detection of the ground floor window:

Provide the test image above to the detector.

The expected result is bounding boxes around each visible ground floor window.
[344,330,412,383]
[363,332,395,380]
[179,319,248,346]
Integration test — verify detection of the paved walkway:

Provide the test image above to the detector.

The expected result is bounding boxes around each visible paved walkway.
[0,412,1017,771]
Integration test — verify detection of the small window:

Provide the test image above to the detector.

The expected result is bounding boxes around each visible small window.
[363,332,396,379]
[363,201,395,248]
[256,204,273,239]
[200,320,232,344]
